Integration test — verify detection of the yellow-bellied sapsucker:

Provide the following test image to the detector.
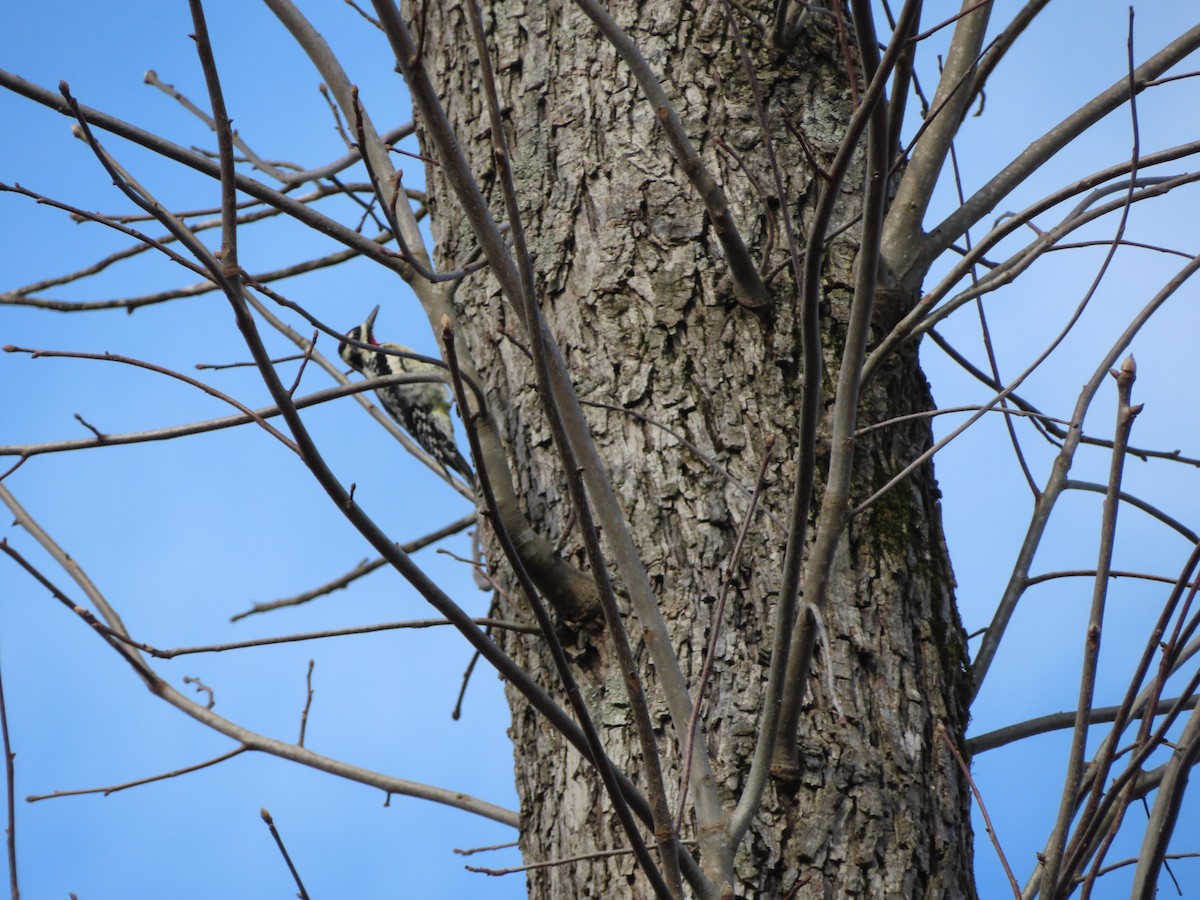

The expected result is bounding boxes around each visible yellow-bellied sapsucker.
[339,306,474,485]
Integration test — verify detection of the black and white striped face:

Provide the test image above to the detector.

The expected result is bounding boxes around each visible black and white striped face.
[338,306,381,374]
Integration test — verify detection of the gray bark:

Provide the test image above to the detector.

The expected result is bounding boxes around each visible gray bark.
[416,1,974,896]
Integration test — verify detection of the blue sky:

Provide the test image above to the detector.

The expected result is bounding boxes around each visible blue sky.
[1,2,1198,898]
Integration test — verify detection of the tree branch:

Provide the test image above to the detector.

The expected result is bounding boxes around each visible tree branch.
[882,0,992,289]
[969,695,1200,754]
[0,506,520,828]
[920,24,1200,275]
[731,0,922,841]
[970,251,1200,699]
[1042,356,1140,895]
[770,0,897,783]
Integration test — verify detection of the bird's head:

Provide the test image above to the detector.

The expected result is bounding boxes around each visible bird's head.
[338,305,380,372]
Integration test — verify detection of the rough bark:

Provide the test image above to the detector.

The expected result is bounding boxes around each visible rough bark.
[414,1,974,896]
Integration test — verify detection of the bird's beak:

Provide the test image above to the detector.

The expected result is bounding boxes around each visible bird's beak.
[364,305,380,333]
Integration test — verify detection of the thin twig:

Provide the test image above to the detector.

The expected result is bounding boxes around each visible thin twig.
[0,530,519,826]
[1093,851,1200,880]
[941,101,1038,497]
[231,512,475,620]
[298,660,315,747]
[1042,355,1140,896]
[465,842,693,876]
[287,332,320,397]
[676,437,773,830]
[926,328,1200,468]
[453,840,520,857]
[969,696,1200,754]
[26,748,250,802]
[936,723,1021,899]
[909,0,993,44]
[260,808,311,900]
[963,0,1052,114]
[144,68,288,182]
[349,89,445,283]
[1027,570,1200,591]
[4,346,297,452]
[1062,481,1199,545]
[182,676,216,710]
[0,182,210,285]
[0,652,17,900]
[198,352,309,371]
[718,0,803,301]
[109,617,540,659]
[342,0,382,30]
[451,648,482,722]
[0,372,466,468]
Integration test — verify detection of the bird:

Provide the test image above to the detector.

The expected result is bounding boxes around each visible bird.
[338,306,474,485]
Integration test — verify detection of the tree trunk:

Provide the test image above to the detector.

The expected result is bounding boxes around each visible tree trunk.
[416,1,975,896]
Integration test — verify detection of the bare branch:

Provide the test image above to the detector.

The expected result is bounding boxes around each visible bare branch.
[1130,704,1200,898]
[867,169,1200,385]
[0,372,457,466]
[883,0,993,285]
[26,748,251,803]
[1063,481,1200,545]
[936,723,1021,899]
[260,808,312,900]
[922,24,1200,273]
[1042,356,1141,895]
[298,660,315,747]
[926,328,1200,469]
[0,68,411,275]
[0,516,520,827]
[231,512,476,621]
[262,0,431,273]
[964,1,1053,114]
[971,251,1200,700]
[970,696,1200,755]
[732,0,923,841]
[0,653,17,900]
[144,68,288,183]
[145,618,541,659]
[4,345,297,452]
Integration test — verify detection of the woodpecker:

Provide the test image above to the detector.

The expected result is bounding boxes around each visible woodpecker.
[339,306,474,485]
